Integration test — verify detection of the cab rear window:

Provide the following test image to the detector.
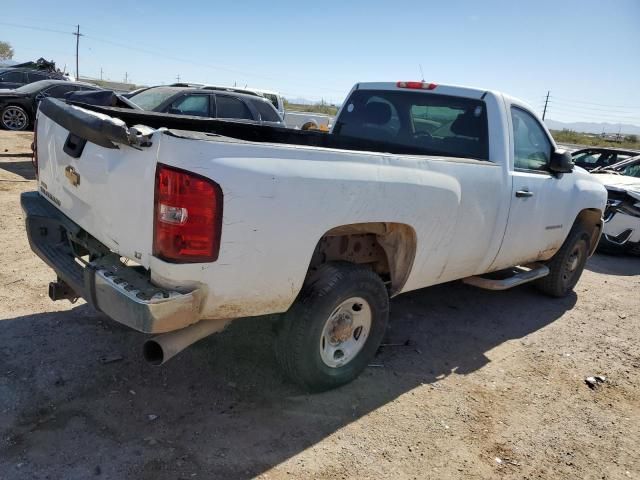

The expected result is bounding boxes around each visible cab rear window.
[334,90,489,160]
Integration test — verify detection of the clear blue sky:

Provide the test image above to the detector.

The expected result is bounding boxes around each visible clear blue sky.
[1,0,639,126]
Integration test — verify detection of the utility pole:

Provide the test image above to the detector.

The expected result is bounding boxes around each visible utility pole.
[73,25,82,80]
[542,90,550,120]
[176,74,181,83]
[124,72,129,84]
[100,68,103,80]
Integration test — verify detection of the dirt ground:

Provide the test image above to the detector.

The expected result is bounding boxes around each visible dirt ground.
[0,129,638,480]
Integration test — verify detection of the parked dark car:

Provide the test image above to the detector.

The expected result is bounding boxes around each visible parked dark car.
[0,80,100,131]
[126,86,284,126]
[0,67,69,90]
[571,147,639,171]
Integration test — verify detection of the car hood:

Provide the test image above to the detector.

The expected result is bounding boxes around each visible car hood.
[592,173,640,200]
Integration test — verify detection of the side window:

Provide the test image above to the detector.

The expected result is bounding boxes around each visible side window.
[43,85,76,98]
[167,94,210,117]
[0,71,24,82]
[253,100,281,122]
[27,72,50,83]
[511,107,552,171]
[215,95,253,120]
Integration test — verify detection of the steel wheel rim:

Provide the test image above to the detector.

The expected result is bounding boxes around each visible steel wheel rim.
[2,107,27,130]
[562,242,585,287]
[319,296,372,368]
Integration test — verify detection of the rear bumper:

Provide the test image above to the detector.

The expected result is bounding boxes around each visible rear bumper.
[21,191,202,333]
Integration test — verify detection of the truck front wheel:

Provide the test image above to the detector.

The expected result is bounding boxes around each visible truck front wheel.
[275,262,389,392]
[535,225,590,297]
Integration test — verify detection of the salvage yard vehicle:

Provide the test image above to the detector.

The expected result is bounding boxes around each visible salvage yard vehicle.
[127,86,284,126]
[0,80,100,131]
[0,66,69,90]
[202,85,286,119]
[284,110,333,131]
[591,155,640,254]
[571,147,639,171]
[22,80,607,391]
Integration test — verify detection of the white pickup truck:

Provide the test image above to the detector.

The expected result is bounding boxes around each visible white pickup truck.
[23,81,607,391]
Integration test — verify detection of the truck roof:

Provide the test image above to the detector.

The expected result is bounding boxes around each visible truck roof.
[354,81,491,101]
[353,81,540,119]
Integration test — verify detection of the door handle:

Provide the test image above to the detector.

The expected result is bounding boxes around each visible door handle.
[515,190,534,198]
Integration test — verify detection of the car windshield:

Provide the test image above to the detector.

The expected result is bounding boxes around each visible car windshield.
[129,87,185,110]
[600,156,640,177]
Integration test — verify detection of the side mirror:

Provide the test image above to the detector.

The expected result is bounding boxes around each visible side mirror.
[549,149,573,174]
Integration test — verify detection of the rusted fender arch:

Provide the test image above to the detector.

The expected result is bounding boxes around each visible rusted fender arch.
[574,208,604,256]
[309,222,417,296]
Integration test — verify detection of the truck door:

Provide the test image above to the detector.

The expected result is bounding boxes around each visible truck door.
[490,106,573,270]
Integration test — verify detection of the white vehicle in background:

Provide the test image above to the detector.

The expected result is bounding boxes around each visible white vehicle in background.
[590,155,640,254]
[23,80,607,392]
[283,110,333,131]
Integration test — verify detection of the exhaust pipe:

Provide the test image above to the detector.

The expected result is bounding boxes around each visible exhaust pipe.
[143,319,231,366]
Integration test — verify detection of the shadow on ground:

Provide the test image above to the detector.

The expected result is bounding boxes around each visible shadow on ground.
[586,252,640,276]
[0,281,576,479]
[0,160,36,180]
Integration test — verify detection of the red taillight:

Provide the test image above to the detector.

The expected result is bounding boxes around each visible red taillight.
[396,81,437,90]
[153,164,223,263]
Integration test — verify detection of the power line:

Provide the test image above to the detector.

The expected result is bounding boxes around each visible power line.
[547,102,639,118]
[0,21,72,36]
[83,33,345,95]
[548,96,640,110]
[546,99,640,115]
[2,19,344,96]
[545,107,639,124]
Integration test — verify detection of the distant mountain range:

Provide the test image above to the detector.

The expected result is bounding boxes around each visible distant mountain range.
[545,119,640,136]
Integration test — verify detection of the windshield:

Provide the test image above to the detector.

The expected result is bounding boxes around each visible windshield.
[129,87,185,110]
[604,156,640,177]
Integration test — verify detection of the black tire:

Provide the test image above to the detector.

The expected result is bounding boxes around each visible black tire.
[535,225,590,297]
[275,262,389,392]
[1,105,30,131]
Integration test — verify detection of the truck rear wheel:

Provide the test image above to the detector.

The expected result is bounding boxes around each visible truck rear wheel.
[535,225,590,297]
[275,262,389,392]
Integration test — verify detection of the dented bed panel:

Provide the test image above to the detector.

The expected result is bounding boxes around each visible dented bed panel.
[147,130,508,319]
[36,108,159,268]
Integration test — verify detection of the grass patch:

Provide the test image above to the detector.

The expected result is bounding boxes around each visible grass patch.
[551,130,639,150]
[284,100,339,116]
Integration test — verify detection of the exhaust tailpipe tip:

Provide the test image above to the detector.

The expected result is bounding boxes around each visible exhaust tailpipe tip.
[143,340,165,366]
[142,319,231,366]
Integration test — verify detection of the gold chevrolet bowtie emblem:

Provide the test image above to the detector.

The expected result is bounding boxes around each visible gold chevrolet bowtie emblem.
[65,166,80,187]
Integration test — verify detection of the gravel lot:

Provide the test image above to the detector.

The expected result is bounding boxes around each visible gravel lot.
[0,130,639,480]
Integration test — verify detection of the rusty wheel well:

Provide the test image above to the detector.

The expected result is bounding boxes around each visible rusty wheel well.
[308,223,416,296]
[573,208,603,255]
